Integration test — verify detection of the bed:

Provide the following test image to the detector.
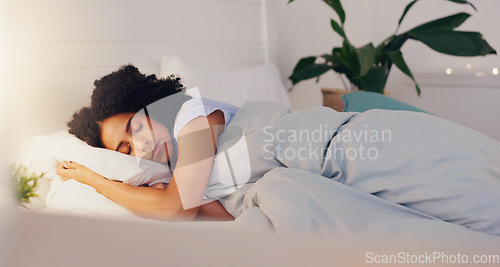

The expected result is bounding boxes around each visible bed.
[2,1,500,266]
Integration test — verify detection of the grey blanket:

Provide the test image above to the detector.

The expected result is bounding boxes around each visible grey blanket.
[209,101,500,240]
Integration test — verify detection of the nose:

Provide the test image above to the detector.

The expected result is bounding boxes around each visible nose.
[132,135,154,157]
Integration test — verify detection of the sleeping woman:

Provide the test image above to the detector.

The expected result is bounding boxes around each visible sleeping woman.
[58,64,500,234]
[57,64,237,222]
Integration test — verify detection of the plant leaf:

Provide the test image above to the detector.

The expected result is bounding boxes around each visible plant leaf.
[409,30,497,56]
[322,0,345,25]
[397,0,419,31]
[355,66,388,94]
[374,35,396,63]
[321,54,344,69]
[332,52,354,73]
[328,50,350,74]
[289,63,332,86]
[445,0,477,11]
[333,41,359,76]
[386,51,421,96]
[11,164,43,205]
[330,19,346,38]
[409,13,471,33]
[291,56,317,74]
[290,56,318,86]
[355,43,376,78]
[321,54,336,63]
[385,34,410,52]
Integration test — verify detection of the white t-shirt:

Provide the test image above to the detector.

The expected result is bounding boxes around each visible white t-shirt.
[173,97,239,140]
[171,98,239,200]
[172,97,251,201]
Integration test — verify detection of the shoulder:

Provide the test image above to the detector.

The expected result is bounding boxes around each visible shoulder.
[178,98,238,116]
[178,110,224,136]
[176,110,225,152]
[173,98,238,139]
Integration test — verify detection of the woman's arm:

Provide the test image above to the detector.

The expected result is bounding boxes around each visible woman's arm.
[196,200,235,221]
[57,167,189,220]
[57,110,229,221]
[152,182,233,221]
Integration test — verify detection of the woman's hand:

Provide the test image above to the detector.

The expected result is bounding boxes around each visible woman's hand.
[56,161,102,185]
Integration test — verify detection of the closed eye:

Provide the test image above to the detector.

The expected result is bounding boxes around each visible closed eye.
[126,143,132,155]
[134,123,143,134]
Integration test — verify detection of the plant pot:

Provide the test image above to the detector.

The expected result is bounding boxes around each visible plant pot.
[321,88,350,112]
[321,87,391,112]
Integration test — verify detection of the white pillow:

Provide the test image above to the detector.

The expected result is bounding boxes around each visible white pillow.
[45,179,133,216]
[20,130,172,186]
[160,57,291,108]
[20,130,172,216]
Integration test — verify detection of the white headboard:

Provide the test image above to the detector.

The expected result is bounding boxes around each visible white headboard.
[6,0,270,159]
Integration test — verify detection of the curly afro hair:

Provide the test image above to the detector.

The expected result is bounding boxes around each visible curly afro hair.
[68,64,191,147]
[67,106,103,147]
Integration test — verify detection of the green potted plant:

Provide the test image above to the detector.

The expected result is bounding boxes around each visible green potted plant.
[288,0,497,96]
[11,164,44,208]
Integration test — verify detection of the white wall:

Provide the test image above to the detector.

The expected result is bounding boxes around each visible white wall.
[4,0,265,159]
[272,0,500,140]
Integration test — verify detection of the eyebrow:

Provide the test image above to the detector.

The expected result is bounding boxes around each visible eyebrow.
[115,116,133,152]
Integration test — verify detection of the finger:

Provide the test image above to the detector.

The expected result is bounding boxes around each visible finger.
[56,165,70,181]
[57,164,72,175]
[56,164,67,175]
[61,161,79,169]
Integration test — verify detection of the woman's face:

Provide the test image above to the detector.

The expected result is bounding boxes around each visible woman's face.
[100,112,174,165]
